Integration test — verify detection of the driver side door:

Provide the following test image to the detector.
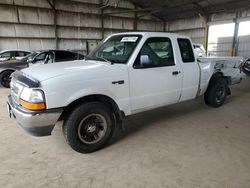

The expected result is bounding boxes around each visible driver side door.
[129,37,183,113]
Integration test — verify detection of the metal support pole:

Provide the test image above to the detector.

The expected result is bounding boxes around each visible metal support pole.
[134,5,138,31]
[198,13,209,53]
[163,22,166,32]
[54,10,58,49]
[232,12,241,56]
[204,24,209,53]
[47,0,58,49]
[100,0,105,40]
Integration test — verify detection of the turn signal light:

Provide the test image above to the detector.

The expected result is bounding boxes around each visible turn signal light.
[20,99,46,111]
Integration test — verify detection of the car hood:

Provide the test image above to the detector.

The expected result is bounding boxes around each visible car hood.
[21,60,127,82]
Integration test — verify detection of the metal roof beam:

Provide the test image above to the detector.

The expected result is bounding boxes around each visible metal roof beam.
[103,7,156,15]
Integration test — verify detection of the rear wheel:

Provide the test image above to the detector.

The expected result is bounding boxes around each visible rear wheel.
[204,77,228,107]
[0,70,13,88]
[63,102,115,153]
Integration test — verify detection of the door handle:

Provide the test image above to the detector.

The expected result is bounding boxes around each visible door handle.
[112,80,124,85]
[172,71,181,75]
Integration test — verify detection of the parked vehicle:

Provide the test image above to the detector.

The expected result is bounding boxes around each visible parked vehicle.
[0,50,84,88]
[242,57,250,76]
[7,32,244,153]
[0,50,31,62]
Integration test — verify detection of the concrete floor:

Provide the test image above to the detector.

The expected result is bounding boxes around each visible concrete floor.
[0,77,250,188]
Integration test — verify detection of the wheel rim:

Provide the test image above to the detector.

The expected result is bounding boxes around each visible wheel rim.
[1,73,11,87]
[215,86,226,103]
[77,113,107,144]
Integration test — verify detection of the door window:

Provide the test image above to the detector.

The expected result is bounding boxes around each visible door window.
[15,51,27,57]
[34,52,47,63]
[0,52,11,58]
[134,37,175,68]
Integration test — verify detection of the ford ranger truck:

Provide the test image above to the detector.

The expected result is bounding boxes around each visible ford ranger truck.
[7,32,244,153]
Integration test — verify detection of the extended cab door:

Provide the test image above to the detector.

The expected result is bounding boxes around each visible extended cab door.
[129,37,183,113]
[177,38,200,102]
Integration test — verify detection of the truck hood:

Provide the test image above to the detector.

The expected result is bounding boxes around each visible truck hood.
[21,60,127,82]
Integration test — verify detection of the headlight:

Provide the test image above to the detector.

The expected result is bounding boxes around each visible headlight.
[19,88,46,111]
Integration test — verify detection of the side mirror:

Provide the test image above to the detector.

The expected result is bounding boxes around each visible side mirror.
[140,55,152,67]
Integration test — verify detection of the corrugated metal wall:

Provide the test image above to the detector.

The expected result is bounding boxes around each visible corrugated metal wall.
[163,10,250,58]
[207,10,250,58]
[238,35,250,58]
[237,20,250,58]
[165,17,206,45]
[0,0,165,54]
[1,0,249,57]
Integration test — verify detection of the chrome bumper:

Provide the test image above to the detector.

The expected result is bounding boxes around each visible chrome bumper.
[7,95,63,136]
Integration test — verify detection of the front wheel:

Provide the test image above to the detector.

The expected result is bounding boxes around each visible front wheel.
[63,102,115,153]
[204,77,228,107]
[0,71,13,88]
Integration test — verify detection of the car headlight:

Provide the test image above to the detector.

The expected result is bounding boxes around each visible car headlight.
[19,88,46,111]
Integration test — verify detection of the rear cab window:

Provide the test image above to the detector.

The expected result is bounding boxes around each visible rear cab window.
[177,38,195,63]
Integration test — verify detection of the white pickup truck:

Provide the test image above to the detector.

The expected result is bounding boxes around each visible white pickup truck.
[7,32,244,153]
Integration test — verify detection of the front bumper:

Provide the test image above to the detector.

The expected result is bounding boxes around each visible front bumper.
[7,95,63,136]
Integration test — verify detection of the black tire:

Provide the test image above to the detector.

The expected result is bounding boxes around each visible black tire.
[0,70,13,88]
[204,77,228,107]
[63,102,115,153]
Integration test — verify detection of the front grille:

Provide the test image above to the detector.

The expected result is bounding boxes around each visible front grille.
[10,78,23,106]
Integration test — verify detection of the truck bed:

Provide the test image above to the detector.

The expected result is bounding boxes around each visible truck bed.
[198,56,244,85]
[196,56,244,96]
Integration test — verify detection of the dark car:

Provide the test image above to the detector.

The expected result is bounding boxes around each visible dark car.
[0,50,85,88]
[242,57,250,76]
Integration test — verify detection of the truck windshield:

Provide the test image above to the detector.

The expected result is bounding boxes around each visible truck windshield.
[87,35,142,64]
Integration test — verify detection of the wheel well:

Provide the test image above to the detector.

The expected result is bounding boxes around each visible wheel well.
[0,69,15,75]
[210,72,223,80]
[209,72,231,84]
[59,94,124,128]
[206,72,231,94]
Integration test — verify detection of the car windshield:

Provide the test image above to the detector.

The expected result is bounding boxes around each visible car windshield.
[87,34,142,64]
[21,52,38,61]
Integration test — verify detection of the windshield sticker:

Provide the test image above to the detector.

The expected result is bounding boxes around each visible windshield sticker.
[121,36,138,42]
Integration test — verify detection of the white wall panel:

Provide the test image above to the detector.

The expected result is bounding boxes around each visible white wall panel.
[104,17,134,30]
[58,27,102,39]
[14,0,51,8]
[58,39,87,51]
[0,0,165,52]
[0,23,16,37]
[168,17,204,31]
[137,20,163,31]
[238,36,250,58]
[0,5,18,22]
[55,1,100,14]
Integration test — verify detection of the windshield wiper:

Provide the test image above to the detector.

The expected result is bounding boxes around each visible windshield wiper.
[97,57,114,65]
